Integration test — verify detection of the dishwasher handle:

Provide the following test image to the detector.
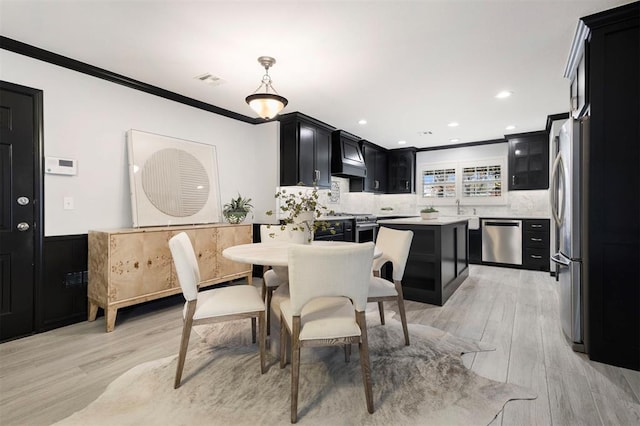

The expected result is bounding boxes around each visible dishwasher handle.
[483,220,521,227]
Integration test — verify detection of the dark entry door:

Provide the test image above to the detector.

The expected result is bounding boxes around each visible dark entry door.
[0,82,43,341]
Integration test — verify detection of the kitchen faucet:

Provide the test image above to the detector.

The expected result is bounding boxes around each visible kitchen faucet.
[456,199,461,215]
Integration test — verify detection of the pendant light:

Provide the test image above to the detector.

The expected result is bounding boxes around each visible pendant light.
[245,56,288,119]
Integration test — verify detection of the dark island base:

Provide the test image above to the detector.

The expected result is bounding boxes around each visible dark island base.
[403,267,469,306]
[381,221,470,306]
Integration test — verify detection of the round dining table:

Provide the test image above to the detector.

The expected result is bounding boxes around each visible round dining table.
[222,240,382,267]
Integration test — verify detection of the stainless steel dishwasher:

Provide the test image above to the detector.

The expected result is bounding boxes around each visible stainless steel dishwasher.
[481,219,523,265]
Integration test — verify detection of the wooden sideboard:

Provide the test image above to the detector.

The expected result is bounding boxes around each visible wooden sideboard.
[88,223,252,332]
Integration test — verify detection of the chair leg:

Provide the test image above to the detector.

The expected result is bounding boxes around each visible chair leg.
[395,280,410,346]
[261,279,267,301]
[266,286,275,336]
[280,316,288,369]
[251,317,257,344]
[291,316,301,424]
[258,311,266,374]
[174,301,196,389]
[356,311,374,414]
[377,301,385,325]
[344,344,351,363]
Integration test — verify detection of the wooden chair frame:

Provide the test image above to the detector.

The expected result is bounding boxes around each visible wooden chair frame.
[174,300,266,388]
[280,310,373,423]
[369,270,410,346]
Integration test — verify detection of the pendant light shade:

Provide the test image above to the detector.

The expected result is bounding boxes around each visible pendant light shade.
[245,56,288,119]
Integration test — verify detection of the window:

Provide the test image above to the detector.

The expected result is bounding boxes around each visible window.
[422,167,456,199]
[462,164,502,198]
[419,157,507,206]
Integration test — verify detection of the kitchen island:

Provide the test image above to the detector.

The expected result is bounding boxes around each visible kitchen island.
[377,217,469,306]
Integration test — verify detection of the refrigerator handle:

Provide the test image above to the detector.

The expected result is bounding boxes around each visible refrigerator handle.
[550,153,565,226]
[551,252,571,267]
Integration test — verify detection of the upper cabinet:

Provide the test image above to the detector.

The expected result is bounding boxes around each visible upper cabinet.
[507,131,549,190]
[350,141,387,193]
[279,112,334,188]
[387,148,416,193]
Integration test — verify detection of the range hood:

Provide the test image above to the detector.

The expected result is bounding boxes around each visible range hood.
[331,130,367,178]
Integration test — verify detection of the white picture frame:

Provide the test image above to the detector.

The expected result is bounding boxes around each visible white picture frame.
[127,129,221,227]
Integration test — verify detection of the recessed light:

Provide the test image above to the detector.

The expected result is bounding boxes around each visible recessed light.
[495,91,512,99]
[448,122,459,127]
[398,140,407,145]
[450,138,460,143]
[358,119,367,125]
[505,125,516,130]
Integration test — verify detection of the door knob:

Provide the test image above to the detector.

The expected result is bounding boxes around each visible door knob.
[17,196,30,206]
[17,222,30,232]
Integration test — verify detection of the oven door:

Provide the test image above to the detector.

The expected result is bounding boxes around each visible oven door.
[355,223,379,243]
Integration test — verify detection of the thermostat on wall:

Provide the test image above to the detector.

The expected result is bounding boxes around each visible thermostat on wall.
[45,157,77,175]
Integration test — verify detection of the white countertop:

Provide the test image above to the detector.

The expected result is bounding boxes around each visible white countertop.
[477,214,551,220]
[320,215,355,220]
[378,216,471,226]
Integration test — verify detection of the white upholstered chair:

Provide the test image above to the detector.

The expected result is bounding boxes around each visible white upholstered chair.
[259,224,305,333]
[369,226,414,346]
[169,232,266,389]
[279,242,375,423]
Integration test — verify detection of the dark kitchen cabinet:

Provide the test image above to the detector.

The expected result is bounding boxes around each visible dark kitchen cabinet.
[569,3,639,371]
[382,221,469,306]
[313,218,354,242]
[350,141,387,193]
[468,229,482,264]
[507,131,549,190]
[279,112,334,189]
[387,147,416,193]
[522,219,549,271]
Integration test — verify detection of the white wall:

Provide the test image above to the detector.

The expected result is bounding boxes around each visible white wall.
[1,51,279,236]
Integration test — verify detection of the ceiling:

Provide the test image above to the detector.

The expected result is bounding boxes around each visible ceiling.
[0,0,631,149]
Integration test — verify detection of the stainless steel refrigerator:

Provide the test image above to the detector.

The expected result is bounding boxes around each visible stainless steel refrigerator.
[550,117,587,353]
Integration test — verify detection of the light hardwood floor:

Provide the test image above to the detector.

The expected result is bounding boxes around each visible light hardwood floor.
[1,265,638,425]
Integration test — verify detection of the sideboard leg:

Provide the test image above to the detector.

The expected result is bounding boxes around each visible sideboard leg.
[105,307,118,332]
[88,300,99,322]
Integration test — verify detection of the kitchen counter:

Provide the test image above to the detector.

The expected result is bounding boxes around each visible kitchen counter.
[479,214,551,220]
[378,216,469,226]
[375,213,416,218]
[320,215,355,220]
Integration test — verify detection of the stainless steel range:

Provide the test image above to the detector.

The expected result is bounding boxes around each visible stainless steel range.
[325,213,378,243]
[349,213,378,243]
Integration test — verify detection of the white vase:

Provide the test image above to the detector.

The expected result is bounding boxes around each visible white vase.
[292,211,314,243]
[421,212,439,220]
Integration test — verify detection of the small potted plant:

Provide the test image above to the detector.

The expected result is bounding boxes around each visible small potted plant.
[420,206,439,220]
[223,193,253,224]
[265,183,335,243]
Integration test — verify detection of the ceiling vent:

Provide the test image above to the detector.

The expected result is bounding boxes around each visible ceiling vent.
[194,73,224,86]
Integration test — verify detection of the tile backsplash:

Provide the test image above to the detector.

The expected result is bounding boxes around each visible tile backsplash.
[278,178,549,219]
[323,177,550,218]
